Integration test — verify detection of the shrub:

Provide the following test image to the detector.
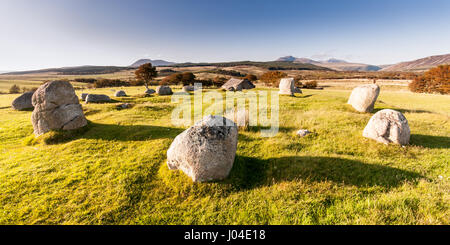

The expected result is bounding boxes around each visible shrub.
[9,84,21,94]
[212,76,227,88]
[21,87,38,93]
[260,71,287,87]
[74,78,97,84]
[161,73,183,85]
[244,74,258,82]
[409,65,449,94]
[93,79,130,88]
[304,81,318,89]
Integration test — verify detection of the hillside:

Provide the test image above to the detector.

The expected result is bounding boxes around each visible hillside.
[3,66,134,75]
[381,54,450,72]
[130,59,176,67]
[276,56,382,71]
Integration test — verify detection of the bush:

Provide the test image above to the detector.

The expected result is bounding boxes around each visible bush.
[244,74,258,82]
[409,65,449,94]
[93,79,130,88]
[161,73,183,85]
[304,81,318,89]
[74,78,97,84]
[21,87,38,93]
[212,76,227,88]
[260,71,287,87]
[9,84,21,94]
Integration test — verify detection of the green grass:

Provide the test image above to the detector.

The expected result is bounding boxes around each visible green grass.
[0,86,448,224]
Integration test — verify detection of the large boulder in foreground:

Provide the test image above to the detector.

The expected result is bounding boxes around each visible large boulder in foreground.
[363,109,410,145]
[167,115,238,182]
[12,91,34,110]
[157,86,173,95]
[32,81,87,136]
[348,84,380,112]
[85,94,111,103]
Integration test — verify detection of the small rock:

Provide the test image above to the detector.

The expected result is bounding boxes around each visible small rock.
[117,103,132,109]
[85,94,111,103]
[297,129,312,137]
[145,89,156,95]
[157,86,173,95]
[115,90,127,97]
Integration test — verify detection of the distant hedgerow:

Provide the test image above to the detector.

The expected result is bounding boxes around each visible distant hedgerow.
[409,65,449,94]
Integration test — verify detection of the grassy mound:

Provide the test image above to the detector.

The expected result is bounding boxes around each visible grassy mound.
[0,87,448,224]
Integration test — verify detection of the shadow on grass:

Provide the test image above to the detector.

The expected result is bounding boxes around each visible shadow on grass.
[373,107,434,114]
[410,134,450,149]
[227,156,423,190]
[39,121,184,145]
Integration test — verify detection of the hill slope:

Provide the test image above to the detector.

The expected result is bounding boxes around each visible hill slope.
[381,54,450,72]
[276,56,381,71]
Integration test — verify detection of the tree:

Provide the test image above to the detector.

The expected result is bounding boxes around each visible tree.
[409,65,449,94]
[244,74,258,82]
[260,71,287,87]
[181,72,196,85]
[135,63,158,90]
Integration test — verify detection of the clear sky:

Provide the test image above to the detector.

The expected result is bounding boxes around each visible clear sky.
[1,0,449,70]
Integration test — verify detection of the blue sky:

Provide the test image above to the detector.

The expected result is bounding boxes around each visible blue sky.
[1,0,449,70]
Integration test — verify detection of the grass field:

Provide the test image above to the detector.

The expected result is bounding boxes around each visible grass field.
[0,85,448,224]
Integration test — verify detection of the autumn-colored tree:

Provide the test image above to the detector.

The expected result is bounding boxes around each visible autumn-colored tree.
[260,71,287,87]
[409,65,449,94]
[181,72,196,85]
[135,63,158,90]
[244,74,258,82]
[161,73,183,85]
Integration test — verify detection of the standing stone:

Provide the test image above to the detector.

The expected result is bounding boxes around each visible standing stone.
[167,115,238,182]
[279,78,300,95]
[85,94,111,103]
[11,91,34,110]
[115,90,127,97]
[157,86,173,95]
[363,109,410,145]
[32,81,87,136]
[348,84,380,112]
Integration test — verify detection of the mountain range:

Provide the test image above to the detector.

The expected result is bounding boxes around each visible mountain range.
[276,56,382,71]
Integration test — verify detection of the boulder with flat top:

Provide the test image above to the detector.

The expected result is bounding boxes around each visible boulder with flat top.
[31,81,87,136]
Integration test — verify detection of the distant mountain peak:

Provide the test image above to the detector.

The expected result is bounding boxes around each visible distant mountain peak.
[276,56,297,62]
[325,58,347,63]
[130,59,176,67]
